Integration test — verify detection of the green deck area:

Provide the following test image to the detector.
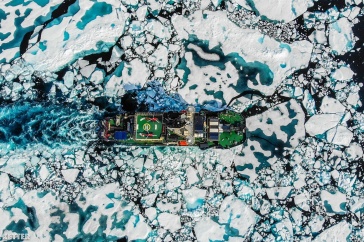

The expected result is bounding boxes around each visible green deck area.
[218,131,244,148]
[135,114,163,140]
[109,119,115,126]
[219,111,243,125]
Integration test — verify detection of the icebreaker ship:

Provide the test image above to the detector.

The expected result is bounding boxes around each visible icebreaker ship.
[98,106,246,149]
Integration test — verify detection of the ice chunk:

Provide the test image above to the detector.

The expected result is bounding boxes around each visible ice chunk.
[345,143,363,161]
[232,0,252,10]
[182,187,206,211]
[200,0,211,9]
[305,114,342,136]
[273,219,293,241]
[64,71,74,88]
[145,207,157,221]
[326,126,353,147]
[157,213,181,232]
[61,169,79,183]
[186,166,200,185]
[125,215,151,241]
[0,156,27,179]
[80,64,96,78]
[320,97,346,114]
[294,192,310,211]
[105,75,123,97]
[141,193,157,207]
[321,190,346,215]
[90,70,104,85]
[12,82,23,93]
[146,19,171,40]
[308,214,324,234]
[39,165,50,181]
[302,90,316,116]
[309,29,327,44]
[313,221,351,241]
[219,195,259,237]
[148,44,169,68]
[194,218,225,242]
[136,5,148,21]
[4,86,11,96]
[266,186,292,200]
[75,150,85,165]
[122,59,150,88]
[347,92,360,107]
[332,66,354,81]
[329,17,356,55]
[247,0,312,22]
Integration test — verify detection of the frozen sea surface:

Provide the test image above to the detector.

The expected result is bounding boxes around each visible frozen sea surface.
[0,0,364,241]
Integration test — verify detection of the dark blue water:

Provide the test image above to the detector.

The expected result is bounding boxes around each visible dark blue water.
[0,102,99,148]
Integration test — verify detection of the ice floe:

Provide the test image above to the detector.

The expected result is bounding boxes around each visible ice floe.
[329,17,356,55]
[245,0,313,22]
[313,221,351,241]
[172,10,313,98]
[22,0,129,72]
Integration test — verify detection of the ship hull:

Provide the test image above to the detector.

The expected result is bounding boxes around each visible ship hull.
[98,107,246,149]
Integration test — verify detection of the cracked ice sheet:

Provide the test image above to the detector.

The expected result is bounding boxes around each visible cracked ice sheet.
[178,51,240,105]
[235,100,305,181]
[305,96,353,146]
[22,0,129,72]
[0,0,65,62]
[172,10,313,97]
[313,221,351,241]
[219,195,259,238]
[1,181,150,241]
[329,17,356,55]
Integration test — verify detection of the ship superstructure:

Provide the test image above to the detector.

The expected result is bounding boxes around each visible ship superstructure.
[98,106,246,149]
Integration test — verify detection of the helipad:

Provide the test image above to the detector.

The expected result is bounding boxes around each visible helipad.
[135,113,163,140]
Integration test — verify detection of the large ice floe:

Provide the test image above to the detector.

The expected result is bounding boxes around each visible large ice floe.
[22,0,129,72]
[173,10,313,104]
[236,0,314,22]
[0,0,364,241]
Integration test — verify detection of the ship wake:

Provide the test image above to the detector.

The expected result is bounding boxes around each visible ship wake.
[0,103,99,149]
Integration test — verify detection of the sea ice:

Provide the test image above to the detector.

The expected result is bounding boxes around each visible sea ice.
[305,114,343,136]
[61,169,79,183]
[320,96,346,114]
[321,190,347,215]
[219,195,259,237]
[266,186,293,200]
[172,10,313,97]
[246,0,313,22]
[313,221,351,241]
[247,100,305,148]
[22,0,129,71]
[182,187,206,211]
[326,125,353,146]
[332,66,355,81]
[194,218,225,242]
[329,17,356,55]
[157,213,181,232]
